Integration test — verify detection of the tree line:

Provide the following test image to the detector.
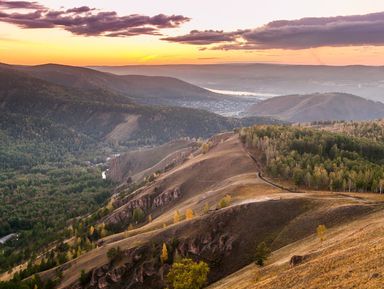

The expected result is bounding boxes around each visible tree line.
[240,125,384,192]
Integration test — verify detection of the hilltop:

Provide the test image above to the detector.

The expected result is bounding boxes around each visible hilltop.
[246,93,384,122]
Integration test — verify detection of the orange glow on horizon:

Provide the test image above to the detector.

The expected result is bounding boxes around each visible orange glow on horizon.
[1,23,384,66]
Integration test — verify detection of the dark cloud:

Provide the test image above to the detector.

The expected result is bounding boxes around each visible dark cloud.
[0,0,43,10]
[0,1,190,37]
[163,12,384,50]
[240,12,384,49]
[162,29,245,45]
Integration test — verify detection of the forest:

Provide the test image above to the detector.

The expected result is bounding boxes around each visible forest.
[240,125,384,192]
[0,112,115,275]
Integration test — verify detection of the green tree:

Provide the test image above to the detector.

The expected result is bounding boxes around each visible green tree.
[167,258,209,289]
[132,208,145,224]
[254,242,271,266]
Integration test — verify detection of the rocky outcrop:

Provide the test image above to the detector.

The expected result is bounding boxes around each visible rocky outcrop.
[104,186,182,227]
[77,229,237,289]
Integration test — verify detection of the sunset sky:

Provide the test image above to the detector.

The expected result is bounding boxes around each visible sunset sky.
[1,0,384,65]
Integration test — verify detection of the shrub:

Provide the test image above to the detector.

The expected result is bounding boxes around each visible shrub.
[218,194,232,209]
[107,246,122,262]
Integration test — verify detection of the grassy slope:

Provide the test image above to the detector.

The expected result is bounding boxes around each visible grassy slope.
[34,134,383,289]
[209,193,384,289]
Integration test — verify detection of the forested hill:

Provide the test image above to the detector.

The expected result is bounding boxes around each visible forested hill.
[0,65,278,147]
[16,63,233,106]
[241,125,384,192]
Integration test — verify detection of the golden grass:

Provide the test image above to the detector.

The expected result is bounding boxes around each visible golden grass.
[208,209,384,289]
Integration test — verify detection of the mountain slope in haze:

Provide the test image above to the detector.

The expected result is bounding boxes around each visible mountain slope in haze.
[90,63,384,102]
[0,65,276,146]
[16,63,244,107]
[246,93,384,122]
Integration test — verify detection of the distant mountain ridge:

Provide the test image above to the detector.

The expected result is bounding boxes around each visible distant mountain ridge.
[90,63,384,102]
[15,63,233,106]
[246,93,384,122]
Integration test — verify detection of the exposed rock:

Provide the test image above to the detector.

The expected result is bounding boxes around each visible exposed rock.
[152,187,181,208]
[104,186,182,226]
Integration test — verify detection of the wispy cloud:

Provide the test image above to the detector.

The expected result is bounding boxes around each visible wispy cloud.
[163,12,384,50]
[0,0,190,37]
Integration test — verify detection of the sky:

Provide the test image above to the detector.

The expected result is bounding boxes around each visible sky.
[1,0,384,65]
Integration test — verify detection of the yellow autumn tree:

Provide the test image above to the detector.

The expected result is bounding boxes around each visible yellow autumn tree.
[316,224,327,243]
[148,214,153,223]
[89,225,95,236]
[173,210,180,224]
[99,223,107,237]
[161,242,168,263]
[185,208,194,220]
[66,250,73,261]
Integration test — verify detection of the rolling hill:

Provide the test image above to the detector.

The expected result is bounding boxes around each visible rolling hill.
[28,132,383,289]
[246,93,384,122]
[0,64,277,147]
[14,63,254,114]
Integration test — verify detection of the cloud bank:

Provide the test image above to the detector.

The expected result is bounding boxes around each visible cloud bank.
[0,0,190,37]
[163,12,384,50]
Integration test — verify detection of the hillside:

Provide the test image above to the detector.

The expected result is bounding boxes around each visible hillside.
[15,63,255,115]
[208,201,384,289]
[107,139,198,183]
[246,93,384,122]
[18,132,381,289]
[91,63,384,102]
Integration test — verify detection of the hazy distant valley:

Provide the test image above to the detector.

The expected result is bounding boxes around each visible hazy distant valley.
[91,63,384,102]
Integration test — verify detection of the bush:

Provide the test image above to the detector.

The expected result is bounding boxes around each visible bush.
[106,246,122,262]
[218,195,232,209]
[167,258,209,289]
